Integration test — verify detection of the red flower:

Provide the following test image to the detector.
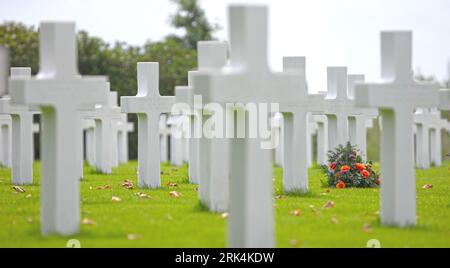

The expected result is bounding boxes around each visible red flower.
[340,165,350,172]
[336,180,346,189]
[329,162,336,170]
[360,169,370,178]
[355,163,365,171]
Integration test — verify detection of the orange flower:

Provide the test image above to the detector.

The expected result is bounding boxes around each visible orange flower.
[355,163,365,171]
[340,165,350,172]
[360,169,370,178]
[336,180,346,189]
[329,162,336,170]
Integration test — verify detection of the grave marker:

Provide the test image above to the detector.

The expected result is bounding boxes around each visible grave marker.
[190,41,229,211]
[355,31,440,227]
[193,5,303,247]
[9,22,108,235]
[0,67,38,185]
[121,62,175,188]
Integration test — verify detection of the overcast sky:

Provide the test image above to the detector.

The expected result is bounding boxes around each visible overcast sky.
[1,0,449,92]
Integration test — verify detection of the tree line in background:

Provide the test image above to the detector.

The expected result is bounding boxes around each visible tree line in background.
[0,0,448,161]
[0,0,217,159]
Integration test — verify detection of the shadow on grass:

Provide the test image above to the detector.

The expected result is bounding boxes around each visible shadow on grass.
[193,200,212,213]
[283,190,320,198]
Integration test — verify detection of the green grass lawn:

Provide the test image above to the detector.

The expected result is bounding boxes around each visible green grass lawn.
[0,161,449,248]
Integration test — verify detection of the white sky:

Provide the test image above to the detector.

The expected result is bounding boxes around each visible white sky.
[1,0,449,92]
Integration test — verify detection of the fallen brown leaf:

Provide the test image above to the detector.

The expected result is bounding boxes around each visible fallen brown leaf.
[135,192,151,199]
[166,182,178,187]
[331,215,339,224]
[363,223,373,233]
[96,185,112,190]
[323,201,335,209]
[121,179,134,190]
[274,195,286,200]
[169,191,182,197]
[81,218,97,225]
[12,186,25,193]
[291,209,301,217]
[127,234,143,241]
[290,239,299,247]
[422,184,433,189]
[111,196,121,202]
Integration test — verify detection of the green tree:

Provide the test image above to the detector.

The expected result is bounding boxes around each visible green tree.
[169,0,218,49]
[0,22,39,73]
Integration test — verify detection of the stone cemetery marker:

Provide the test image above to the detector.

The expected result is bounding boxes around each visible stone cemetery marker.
[190,41,229,211]
[117,114,134,164]
[347,74,378,161]
[9,22,108,235]
[159,114,170,162]
[168,115,186,166]
[280,57,323,193]
[0,46,9,97]
[193,5,303,247]
[175,85,197,182]
[84,90,122,174]
[121,62,175,188]
[355,31,440,227]
[83,119,96,166]
[414,108,445,168]
[0,67,37,185]
[272,113,283,167]
[0,115,11,167]
[311,114,328,165]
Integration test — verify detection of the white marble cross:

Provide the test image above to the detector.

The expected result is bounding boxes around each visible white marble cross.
[280,57,324,193]
[9,22,109,235]
[0,46,8,97]
[272,113,284,167]
[121,62,175,188]
[0,114,11,168]
[355,31,440,227]
[116,114,133,164]
[175,85,197,181]
[83,118,96,166]
[192,5,303,248]
[347,74,379,161]
[159,114,170,162]
[84,90,122,174]
[189,41,229,212]
[0,67,38,185]
[310,114,328,165]
[414,108,445,168]
[168,115,187,167]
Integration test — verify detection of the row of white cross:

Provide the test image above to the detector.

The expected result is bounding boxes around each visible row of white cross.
[2,5,450,247]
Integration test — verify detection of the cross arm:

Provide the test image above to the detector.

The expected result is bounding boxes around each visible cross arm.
[355,83,440,109]
[9,78,108,108]
[120,95,175,114]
